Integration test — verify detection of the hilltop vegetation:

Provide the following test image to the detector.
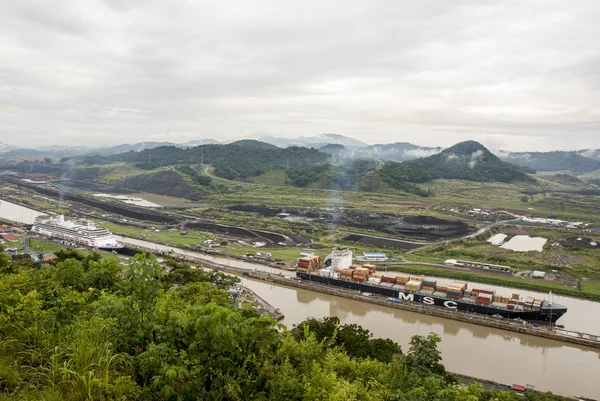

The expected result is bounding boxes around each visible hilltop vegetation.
[378,141,533,196]
[0,250,566,400]
[104,144,330,180]
[286,158,378,189]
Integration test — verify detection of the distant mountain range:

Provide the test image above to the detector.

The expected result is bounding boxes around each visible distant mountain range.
[1,134,599,175]
[318,142,442,162]
[258,133,369,149]
[497,151,600,173]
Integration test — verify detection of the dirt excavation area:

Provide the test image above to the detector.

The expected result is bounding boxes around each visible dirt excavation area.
[228,205,472,241]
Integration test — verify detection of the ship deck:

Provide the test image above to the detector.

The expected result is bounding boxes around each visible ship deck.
[332,276,565,312]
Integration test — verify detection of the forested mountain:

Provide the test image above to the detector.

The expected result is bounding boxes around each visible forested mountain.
[229,139,279,149]
[498,151,600,173]
[104,144,330,180]
[357,142,442,161]
[318,143,347,155]
[0,250,567,400]
[317,142,442,162]
[379,141,532,195]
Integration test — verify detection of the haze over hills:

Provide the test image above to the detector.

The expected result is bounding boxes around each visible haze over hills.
[379,141,532,195]
[497,151,600,174]
[258,133,369,149]
[1,133,599,175]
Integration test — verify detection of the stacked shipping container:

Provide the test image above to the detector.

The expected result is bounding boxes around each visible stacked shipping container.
[476,293,494,305]
[405,280,422,292]
[297,255,321,271]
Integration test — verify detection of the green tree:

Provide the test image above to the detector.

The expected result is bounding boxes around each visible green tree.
[120,253,166,352]
[406,333,445,376]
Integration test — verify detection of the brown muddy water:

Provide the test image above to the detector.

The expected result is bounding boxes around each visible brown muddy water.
[242,278,600,400]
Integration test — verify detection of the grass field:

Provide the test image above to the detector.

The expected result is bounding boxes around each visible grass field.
[414,226,600,279]
[98,222,217,246]
[29,238,67,253]
[251,169,289,186]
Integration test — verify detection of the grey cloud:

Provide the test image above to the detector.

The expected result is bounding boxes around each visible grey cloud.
[0,0,599,151]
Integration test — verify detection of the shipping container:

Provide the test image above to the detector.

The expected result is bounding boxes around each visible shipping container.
[340,269,353,278]
[350,265,361,270]
[452,281,467,290]
[297,255,321,271]
[507,304,515,310]
[447,293,462,299]
[362,264,377,273]
[395,275,410,283]
[512,293,520,300]
[354,267,370,275]
[382,275,396,283]
[368,277,381,284]
[370,273,384,279]
[411,276,424,282]
[475,288,495,295]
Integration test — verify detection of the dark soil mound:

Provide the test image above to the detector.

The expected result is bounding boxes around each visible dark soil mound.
[560,236,599,249]
[227,205,284,216]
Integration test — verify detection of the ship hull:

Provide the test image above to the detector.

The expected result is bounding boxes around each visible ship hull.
[297,272,566,323]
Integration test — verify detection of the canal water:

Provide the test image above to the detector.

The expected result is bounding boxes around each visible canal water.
[0,198,43,224]
[1,200,599,398]
[116,235,600,334]
[241,278,600,399]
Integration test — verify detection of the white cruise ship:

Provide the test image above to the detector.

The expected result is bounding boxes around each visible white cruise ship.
[32,215,123,250]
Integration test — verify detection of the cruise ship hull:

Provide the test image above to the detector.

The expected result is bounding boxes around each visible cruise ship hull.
[297,272,567,323]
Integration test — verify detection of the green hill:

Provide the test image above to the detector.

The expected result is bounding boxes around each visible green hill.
[228,139,279,150]
[105,144,329,181]
[379,141,532,195]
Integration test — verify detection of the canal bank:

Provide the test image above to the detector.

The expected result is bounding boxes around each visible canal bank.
[240,278,600,400]
[1,200,599,399]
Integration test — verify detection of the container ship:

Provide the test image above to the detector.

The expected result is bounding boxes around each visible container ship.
[296,254,567,323]
[31,214,123,251]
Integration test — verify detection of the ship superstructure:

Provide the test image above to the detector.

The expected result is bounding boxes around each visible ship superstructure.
[32,215,122,250]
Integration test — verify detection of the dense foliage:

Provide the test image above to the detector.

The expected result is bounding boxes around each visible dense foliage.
[286,159,378,189]
[0,251,567,400]
[175,165,212,186]
[379,141,532,196]
[106,144,330,180]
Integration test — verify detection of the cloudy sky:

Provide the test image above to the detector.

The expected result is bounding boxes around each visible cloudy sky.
[1,0,599,151]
